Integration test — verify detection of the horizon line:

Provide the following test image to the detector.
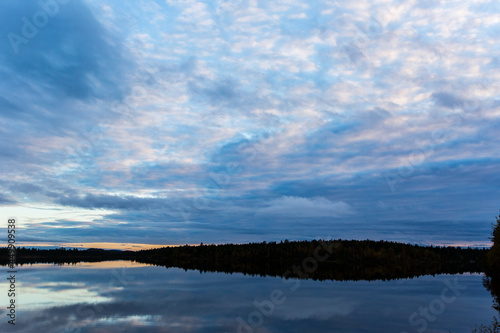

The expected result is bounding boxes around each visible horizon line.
[10,239,492,251]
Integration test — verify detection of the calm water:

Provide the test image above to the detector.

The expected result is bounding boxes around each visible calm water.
[0,261,497,333]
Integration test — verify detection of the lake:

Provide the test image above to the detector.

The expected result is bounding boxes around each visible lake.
[1,261,497,332]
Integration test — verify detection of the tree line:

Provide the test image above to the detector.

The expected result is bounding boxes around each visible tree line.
[134,239,487,281]
[0,239,487,281]
[0,247,135,266]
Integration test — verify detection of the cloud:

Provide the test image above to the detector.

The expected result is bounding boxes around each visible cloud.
[8,183,43,195]
[0,193,14,205]
[0,0,499,246]
[0,0,130,100]
[258,196,354,217]
[432,92,466,109]
[55,193,168,211]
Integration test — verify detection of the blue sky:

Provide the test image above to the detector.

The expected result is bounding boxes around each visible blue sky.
[1,0,499,248]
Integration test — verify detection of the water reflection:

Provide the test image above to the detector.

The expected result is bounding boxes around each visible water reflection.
[0,261,496,332]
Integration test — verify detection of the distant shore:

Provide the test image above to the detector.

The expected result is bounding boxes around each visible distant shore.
[1,239,488,281]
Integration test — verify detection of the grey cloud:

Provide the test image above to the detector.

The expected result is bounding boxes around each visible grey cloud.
[0,193,14,205]
[257,196,354,217]
[432,92,466,109]
[55,193,167,211]
[8,182,43,194]
[0,0,130,101]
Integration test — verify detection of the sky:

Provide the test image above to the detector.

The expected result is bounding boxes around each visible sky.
[0,0,499,249]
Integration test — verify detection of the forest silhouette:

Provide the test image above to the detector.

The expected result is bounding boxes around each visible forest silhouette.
[1,239,487,281]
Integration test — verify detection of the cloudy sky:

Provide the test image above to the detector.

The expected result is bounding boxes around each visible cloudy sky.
[1,0,499,249]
